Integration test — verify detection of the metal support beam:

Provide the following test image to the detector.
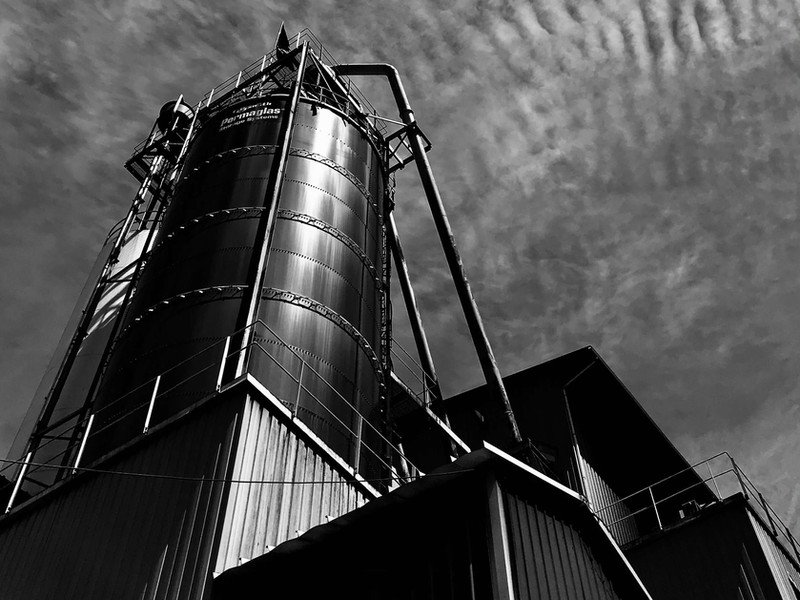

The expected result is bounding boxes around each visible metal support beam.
[386,213,443,407]
[235,43,309,377]
[5,452,32,513]
[333,63,523,448]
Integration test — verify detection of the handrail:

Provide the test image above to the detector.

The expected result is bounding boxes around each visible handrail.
[5,316,421,511]
[251,321,412,472]
[592,451,800,562]
[593,451,729,515]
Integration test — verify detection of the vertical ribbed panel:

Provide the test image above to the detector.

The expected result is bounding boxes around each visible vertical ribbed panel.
[748,511,800,599]
[0,397,240,600]
[214,395,369,573]
[503,488,626,600]
[581,457,639,545]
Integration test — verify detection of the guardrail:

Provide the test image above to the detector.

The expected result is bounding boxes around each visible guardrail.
[390,338,438,408]
[593,452,800,563]
[3,318,421,513]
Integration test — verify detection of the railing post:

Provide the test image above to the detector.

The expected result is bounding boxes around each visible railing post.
[260,55,267,72]
[730,456,749,500]
[293,362,304,416]
[235,71,242,88]
[143,376,161,434]
[216,337,231,391]
[649,486,663,531]
[353,414,363,473]
[5,452,32,513]
[72,414,95,474]
[707,461,721,499]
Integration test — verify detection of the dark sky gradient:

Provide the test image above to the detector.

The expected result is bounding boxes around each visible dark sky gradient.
[1,1,798,528]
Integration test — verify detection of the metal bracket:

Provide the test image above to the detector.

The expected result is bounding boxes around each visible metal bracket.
[385,122,432,173]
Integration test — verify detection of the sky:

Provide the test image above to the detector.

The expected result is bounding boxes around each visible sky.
[0,0,798,529]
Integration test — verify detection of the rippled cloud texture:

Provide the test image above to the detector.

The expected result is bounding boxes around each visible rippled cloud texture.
[1,1,798,527]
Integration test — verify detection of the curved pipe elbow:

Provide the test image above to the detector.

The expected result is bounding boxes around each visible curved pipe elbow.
[331,63,414,123]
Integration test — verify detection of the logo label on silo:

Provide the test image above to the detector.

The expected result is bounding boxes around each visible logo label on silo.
[219,101,282,132]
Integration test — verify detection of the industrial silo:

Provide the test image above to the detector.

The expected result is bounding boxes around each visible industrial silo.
[88,45,389,476]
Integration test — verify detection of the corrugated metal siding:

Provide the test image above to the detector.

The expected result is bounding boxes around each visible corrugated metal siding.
[582,456,639,545]
[214,395,369,573]
[748,510,800,599]
[0,397,241,600]
[503,488,627,600]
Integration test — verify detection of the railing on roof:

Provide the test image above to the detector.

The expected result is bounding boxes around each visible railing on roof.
[127,28,389,178]
[2,318,422,514]
[593,452,800,565]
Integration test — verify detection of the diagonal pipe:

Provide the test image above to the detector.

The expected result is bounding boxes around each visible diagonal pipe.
[332,63,523,448]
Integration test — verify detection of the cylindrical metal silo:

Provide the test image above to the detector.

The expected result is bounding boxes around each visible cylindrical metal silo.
[89,64,388,475]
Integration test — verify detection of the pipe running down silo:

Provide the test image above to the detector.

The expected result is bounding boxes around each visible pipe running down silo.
[333,63,524,449]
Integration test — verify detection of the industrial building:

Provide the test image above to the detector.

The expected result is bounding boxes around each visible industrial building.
[0,28,797,599]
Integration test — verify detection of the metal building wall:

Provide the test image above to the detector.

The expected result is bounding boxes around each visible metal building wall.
[213,448,653,600]
[0,394,241,600]
[748,510,800,599]
[581,456,639,546]
[213,470,494,599]
[214,393,371,572]
[502,486,632,600]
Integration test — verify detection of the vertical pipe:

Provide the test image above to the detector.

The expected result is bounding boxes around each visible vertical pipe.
[386,212,443,406]
[332,63,522,447]
[404,118,521,444]
[235,43,309,377]
[5,452,32,513]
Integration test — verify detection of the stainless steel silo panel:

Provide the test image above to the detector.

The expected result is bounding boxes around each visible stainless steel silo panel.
[133,217,260,303]
[245,100,386,474]
[162,153,276,234]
